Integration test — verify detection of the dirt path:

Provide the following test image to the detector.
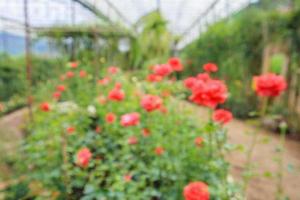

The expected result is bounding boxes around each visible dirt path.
[184,102,300,200]
[0,108,28,181]
[0,107,300,200]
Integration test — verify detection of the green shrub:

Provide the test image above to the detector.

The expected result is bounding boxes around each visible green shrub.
[0,53,67,113]
[5,63,241,199]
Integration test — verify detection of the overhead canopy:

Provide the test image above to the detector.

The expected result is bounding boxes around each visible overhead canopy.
[0,0,254,48]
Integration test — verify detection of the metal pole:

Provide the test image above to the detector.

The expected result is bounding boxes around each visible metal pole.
[71,0,76,60]
[157,0,160,11]
[24,0,33,123]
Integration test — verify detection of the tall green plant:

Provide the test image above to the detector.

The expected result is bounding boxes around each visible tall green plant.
[129,11,173,69]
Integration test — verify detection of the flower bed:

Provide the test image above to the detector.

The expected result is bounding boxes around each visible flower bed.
[4,60,242,199]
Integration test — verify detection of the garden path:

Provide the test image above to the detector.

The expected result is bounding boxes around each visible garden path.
[0,107,300,200]
[182,102,300,200]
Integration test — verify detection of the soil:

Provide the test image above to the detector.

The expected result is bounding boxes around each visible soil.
[0,107,300,200]
[183,102,300,200]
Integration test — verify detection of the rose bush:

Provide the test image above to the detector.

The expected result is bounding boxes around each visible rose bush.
[4,59,241,200]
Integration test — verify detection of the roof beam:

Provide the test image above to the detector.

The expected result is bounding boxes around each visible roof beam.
[180,0,221,37]
[73,0,113,23]
[103,0,132,26]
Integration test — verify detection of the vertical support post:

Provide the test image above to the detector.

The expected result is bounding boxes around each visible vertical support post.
[225,0,230,20]
[70,0,76,60]
[93,28,99,83]
[24,0,33,123]
[156,0,160,11]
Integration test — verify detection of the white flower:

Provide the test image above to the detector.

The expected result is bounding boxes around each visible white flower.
[87,105,96,116]
[56,101,78,114]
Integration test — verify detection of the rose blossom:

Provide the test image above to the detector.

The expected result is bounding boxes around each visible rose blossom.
[76,147,92,168]
[40,102,50,112]
[141,95,163,112]
[142,128,151,137]
[155,146,165,156]
[212,109,233,124]
[194,137,203,147]
[153,64,173,77]
[189,79,228,108]
[183,181,210,200]
[56,85,66,92]
[124,174,132,182]
[79,70,87,78]
[147,74,162,82]
[184,77,197,90]
[203,63,218,73]
[107,66,119,74]
[69,61,78,68]
[197,73,210,82]
[95,126,102,133]
[98,77,110,85]
[106,113,116,123]
[66,126,75,134]
[168,57,183,71]
[127,136,138,145]
[66,71,74,78]
[253,73,287,97]
[108,88,125,101]
[121,112,140,127]
[53,91,61,100]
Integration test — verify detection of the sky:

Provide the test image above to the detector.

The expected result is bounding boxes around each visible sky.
[0,0,251,47]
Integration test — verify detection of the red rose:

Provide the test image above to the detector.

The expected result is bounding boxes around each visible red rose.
[141,95,162,112]
[52,91,61,100]
[168,57,183,71]
[56,85,66,92]
[124,174,132,182]
[114,82,122,89]
[161,90,171,98]
[253,73,287,97]
[159,105,168,114]
[106,113,116,123]
[147,74,163,82]
[189,79,227,108]
[108,88,125,101]
[40,102,50,112]
[69,61,78,68]
[79,70,87,78]
[196,73,210,82]
[60,75,65,81]
[183,181,210,200]
[203,63,218,73]
[155,146,165,156]
[184,77,197,90]
[95,126,102,133]
[108,66,119,74]
[127,136,138,145]
[98,95,107,105]
[121,112,140,127]
[194,137,203,147]
[153,64,173,77]
[142,128,151,137]
[98,77,110,85]
[212,109,233,124]
[76,147,92,168]
[66,126,75,134]
[66,71,74,78]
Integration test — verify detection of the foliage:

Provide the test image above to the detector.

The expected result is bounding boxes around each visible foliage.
[3,62,241,199]
[38,11,174,72]
[181,5,299,124]
[0,53,67,113]
[129,11,174,69]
